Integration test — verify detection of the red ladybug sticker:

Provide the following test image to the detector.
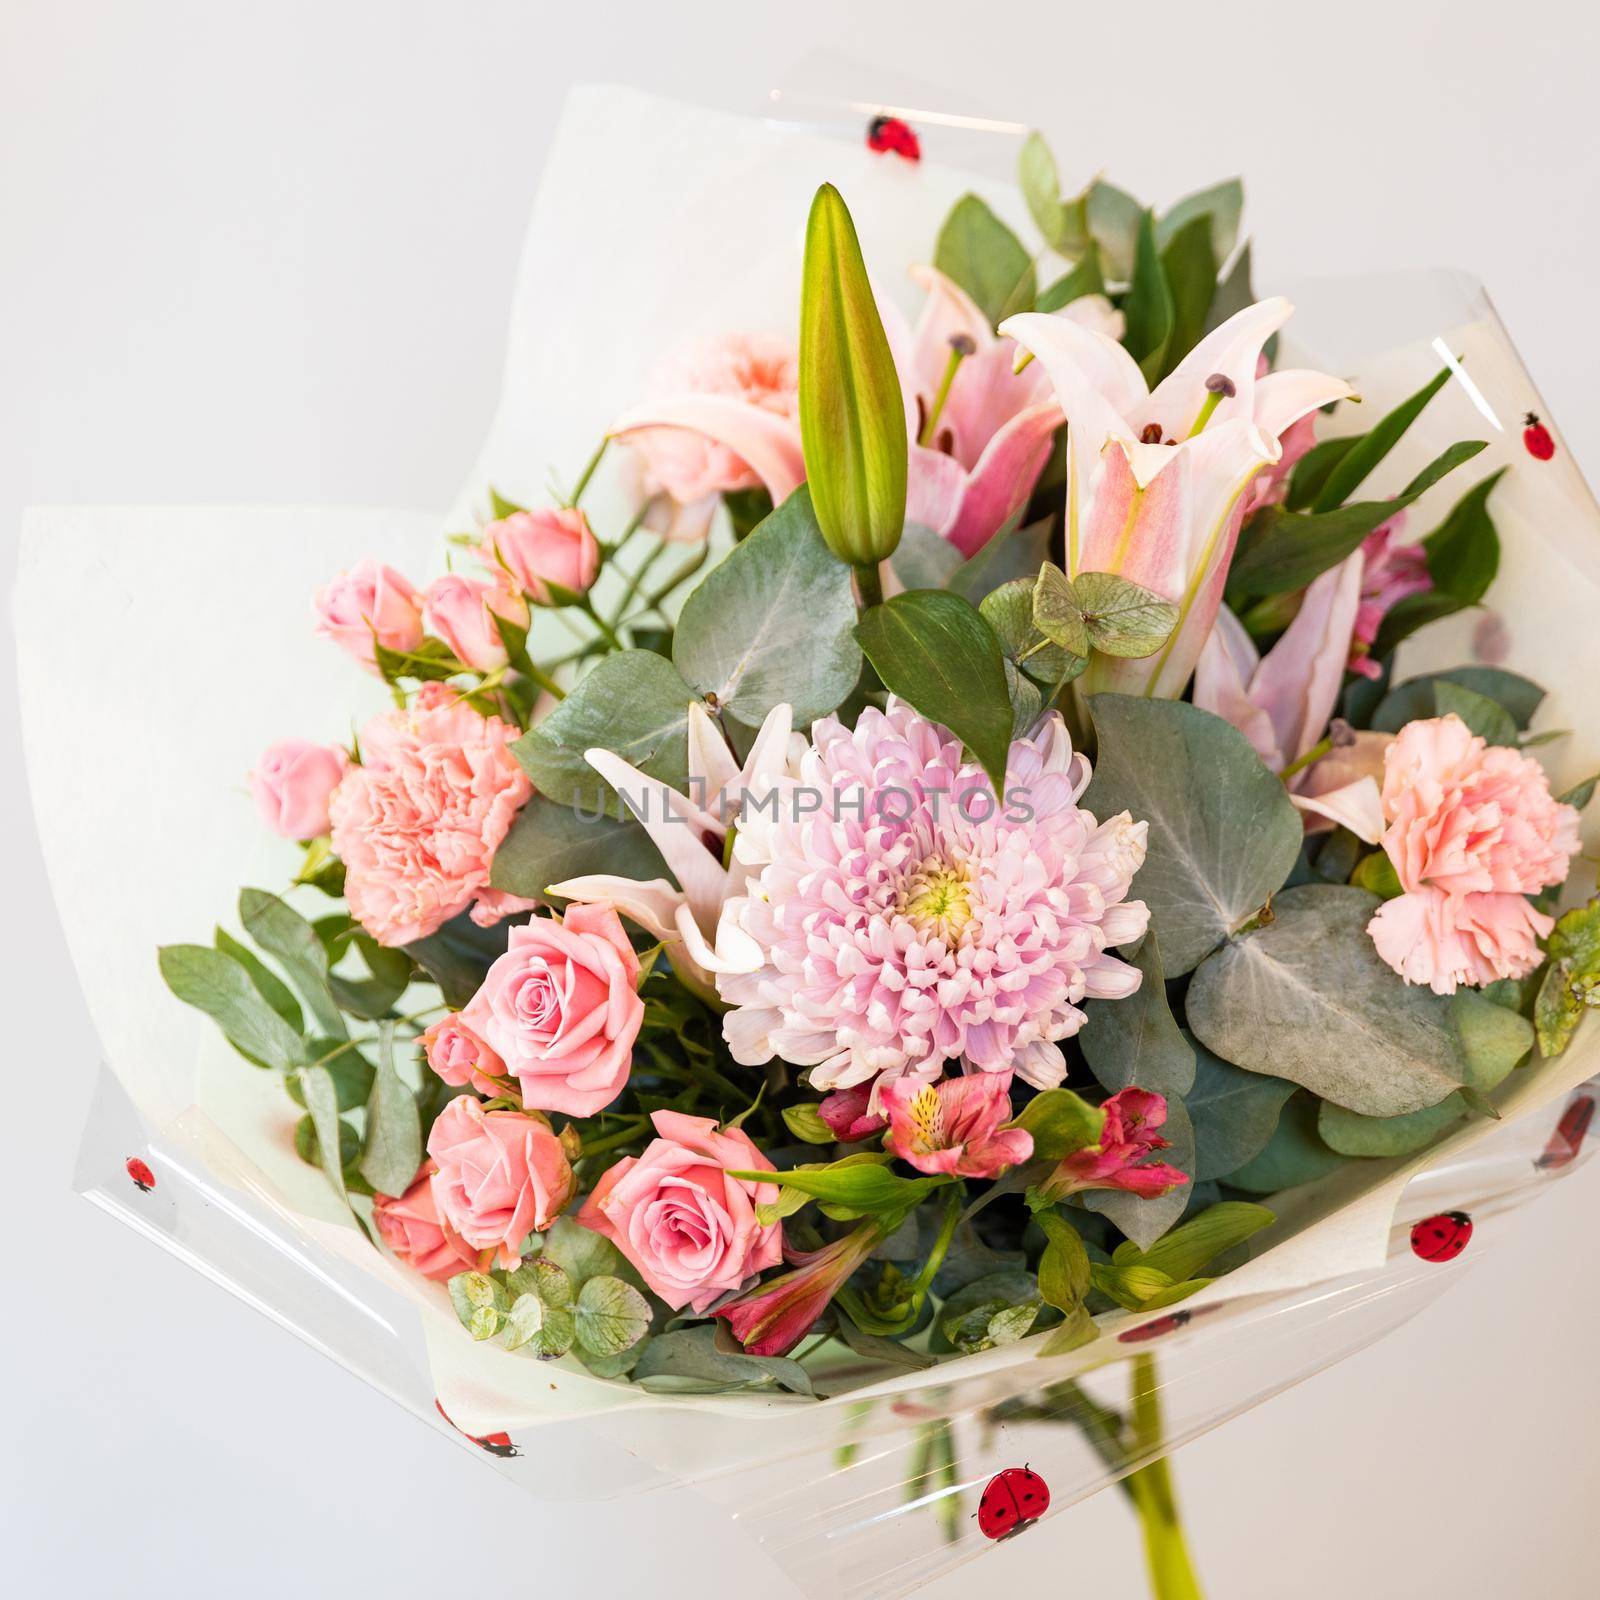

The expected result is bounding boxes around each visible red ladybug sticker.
[1118,1309,1192,1344]
[867,115,921,162]
[435,1399,522,1458]
[977,1466,1050,1540]
[1536,1092,1596,1172]
[125,1156,155,1192]
[1410,1210,1473,1262]
[1523,412,1555,461]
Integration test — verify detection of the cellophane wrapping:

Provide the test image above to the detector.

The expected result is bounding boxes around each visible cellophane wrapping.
[18,82,1600,1600]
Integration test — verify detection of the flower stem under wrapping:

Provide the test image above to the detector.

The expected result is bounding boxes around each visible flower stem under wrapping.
[1126,1353,1206,1600]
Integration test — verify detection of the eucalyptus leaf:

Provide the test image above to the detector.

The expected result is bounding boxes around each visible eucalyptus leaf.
[1080,933,1196,1095]
[239,887,346,1038]
[950,515,1054,603]
[403,913,513,1010]
[1018,132,1088,254]
[633,1325,814,1396]
[504,1293,576,1358]
[855,590,1014,794]
[980,577,1084,688]
[1223,1091,1345,1193]
[934,193,1036,326]
[573,1275,652,1357]
[539,1215,631,1290]
[214,926,302,1033]
[1085,180,1143,281]
[358,1023,422,1198]
[673,486,861,726]
[158,944,308,1071]
[1186,885,1468,1117]
[889,521,966,591]
[1183,1031,1297,1182]
[1082,696,1303,974]
[299,1061,348,1200]
[511,650,692,817]
[1155,178,1243,266]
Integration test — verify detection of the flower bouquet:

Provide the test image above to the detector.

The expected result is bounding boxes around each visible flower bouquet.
[21,85,1600,1600]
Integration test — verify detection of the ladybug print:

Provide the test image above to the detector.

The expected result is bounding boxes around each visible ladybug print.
[1118,1309,1192,1344]
[1522,412,1555,461]
[435,1399,522,1458]
[866,115,921,163]
[125,1156,155,1193]
[1410,1210,1473,1263]
[977,1465,1050,1540]
[1536,1091,1596,1172]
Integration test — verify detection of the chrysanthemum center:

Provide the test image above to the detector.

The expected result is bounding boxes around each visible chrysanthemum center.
[900,860,973,938]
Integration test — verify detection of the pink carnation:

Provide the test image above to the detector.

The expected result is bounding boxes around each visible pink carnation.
[717,703,1149,1098]
[371,1161,479,1281]
[628,332,799,505]
[1368,714,1581,993]
[329,684,536,947]
[578,1110,784,1313]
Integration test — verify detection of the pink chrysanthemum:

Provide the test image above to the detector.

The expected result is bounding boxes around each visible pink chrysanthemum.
[716,701,1149,1096]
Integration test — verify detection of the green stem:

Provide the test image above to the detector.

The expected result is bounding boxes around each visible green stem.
[608,531,669,629]
[566,437,609,508]
[854,560,885,609]
[577,1116,650,1162]
[577,594,626,653]
[637,544,711,622]
[1277,735,1331,784]
[520,660,567,701]
[1126,1353,1205,1600]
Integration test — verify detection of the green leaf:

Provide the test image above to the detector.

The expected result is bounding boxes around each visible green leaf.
[1036,244,1106,313]
[158,944,308,1070]
[510,649,692,818]
[1372,667,1545,734]
[1535,899,1600,1057]
[1018,132,1089,254]
[934,1269,1043,1354]
[488,487,526,519]
[1155,178,1243,267]
[1183,1031,1297,1182]
[1036,565,1179,660]
[890,521,966,591]
[980,576,1084,689]
[934,192,1036,327]
[572,1275,651,1357]
[1081,933,1196,1095]
[239,887,346,1039]
[1115,1200,1273,1284]
[1349,850,1403,899]
[1156,213,1218,383]
[299,1061,348,1200]
[782,1103,837,1145]
[731,1158,946,1225]
[1035,1211,1092,1310]
[855,590,1014,794]
[1228,441,1487,599]
[1434,680,1518,747]
[286,1039,372,1111]
[801,183,909,565]
[448,1271,508,1340]
[294,1110,359,1172]
[633,1326,814,1396]
[950,515,1055,604]
[358,1023,422,1198]
[1223,1091,1345,1193]
[329,935,413,1022]
[1086,180,1144,281]
[1420,469,1505,604]
[214,927,303,1034]
[490,792,664,904]
[403,913,512,1010]
[1559,774,1599,810]
[539,1216,631,1291]
[1286,435,1362,512]
[504,1292,576,1359]
[1202,239,1257,337]
[1312,366,1453,512]
[672,486,861,725]
[832,1314,936,1370]
[373,635,466,685]
[1186,884,1469,1117]
[1122,210,1174,384]
[1082,696,1303,974]
[1009,1088,1105,1163]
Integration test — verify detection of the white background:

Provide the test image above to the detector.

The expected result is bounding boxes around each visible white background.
[5,2,1599,1595]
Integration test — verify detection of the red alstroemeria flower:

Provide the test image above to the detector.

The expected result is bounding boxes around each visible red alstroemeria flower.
[1041,1087,1188,1200]
[714,1222,884,1356]
[879,1073,1033,1179]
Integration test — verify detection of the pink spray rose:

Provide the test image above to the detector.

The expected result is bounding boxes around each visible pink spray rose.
[427,1096,576,1269]
[461,903,644,1117]
[1368,714,1582,993]
[420,1013,508,1098]
[312,558,424,673]
[1039,1087,1188,1201]
[879,1072,1033,1178]
[578,1110,785,1313]
[422,573,531,672]
[250,738,347,839]
[371,1161,480,1282]
[481,507,600,603]
[329,683,536,947]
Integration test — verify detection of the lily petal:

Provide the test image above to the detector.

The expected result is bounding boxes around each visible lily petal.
[941,400,1062,557]
[1143,296,1295,439]
[1292,776,1385,843]
[610,396,805,503]
[546,874,683,943]
[1253,368,1360,440]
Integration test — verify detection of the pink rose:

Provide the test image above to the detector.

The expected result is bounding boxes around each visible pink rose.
[312,558,424,673]
[624,332,800,517]
[420,1013,508,1097]
[481,507,599,603]
[461,903,644,1116]
[372,1161,480,1281]
[1368,714,1582,993]
[578,1110,784,1312]
[422,573,531,672]
[427,1096,576,1269]
[329,683,537,947]
[250,738,347,839]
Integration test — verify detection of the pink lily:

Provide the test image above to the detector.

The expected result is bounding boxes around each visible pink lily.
[548,700,800,1000]
[610,266,1104,560]
[1349,510,1431,679]
[715,1221,884,1356]
[879,1072,1033,1178]
[1039,1087,1188,1201]
[999,298,1355,698]
[1193,553,1386,843]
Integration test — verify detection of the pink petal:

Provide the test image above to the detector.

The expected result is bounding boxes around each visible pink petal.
[611,396,805,504]
[941,401,1062,557]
